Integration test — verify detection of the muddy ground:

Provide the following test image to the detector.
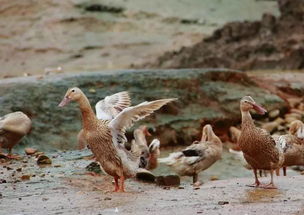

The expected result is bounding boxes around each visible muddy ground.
[0,150,303,215]
[0,0,278,78]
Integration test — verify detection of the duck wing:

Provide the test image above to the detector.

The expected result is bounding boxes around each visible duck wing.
[109,98,176,147]
[181,143,209,165]
[95,91,131,120]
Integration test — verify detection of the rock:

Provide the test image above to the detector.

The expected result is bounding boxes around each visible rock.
[21,175,31,181]
[269,109,280,119]
[104,197,111,201]
[156,175,180,187]
[261,117,284,133]
[284,113,302,120]
[0,70,285,149]
[210,176,219,181]
[85,162,102,174]
[37,155,52,165]
[147,0,304,71]
[136,170,156,183]
[218,201,229,205]
[25,148,37,155]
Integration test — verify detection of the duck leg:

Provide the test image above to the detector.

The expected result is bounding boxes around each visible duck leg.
[275,168,280,176]
[113,176,119,192]
[193,173,201,187]
[247,169,261,187]
[261,169,277,189]
[283,167,287,176]
[7,148,19,159]
[119,175,125,192]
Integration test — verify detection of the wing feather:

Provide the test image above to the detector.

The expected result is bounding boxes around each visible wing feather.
[109,98,177,146]
[95,91,131,120]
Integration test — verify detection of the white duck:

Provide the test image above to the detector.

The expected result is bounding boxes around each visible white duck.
[159,124,222,186]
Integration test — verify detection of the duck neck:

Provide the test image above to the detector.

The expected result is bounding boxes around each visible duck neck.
[77,95,97,130]
[241,110,255,130]
[135,131,147,145]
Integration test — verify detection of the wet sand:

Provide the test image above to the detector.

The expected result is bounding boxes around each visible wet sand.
[1,150,303,215]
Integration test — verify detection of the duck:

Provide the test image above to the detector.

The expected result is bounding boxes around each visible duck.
[158,124,222,186]
[0,112,32,158]
[59,87,175,192]
[273,120,304,176]
[78,91,131,150]
[130,125,160,170]
[228,126,267,177]
[147,139,160,170]
[238,96,284,189]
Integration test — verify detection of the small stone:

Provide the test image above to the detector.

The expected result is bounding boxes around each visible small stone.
[54,164,61,168]
[85,162,102,174]
[42,197,49,201]
[209,176,219,181]
[19,197,22,200]
[171,199,178,201]
[37,155,52,165]
[0,179,7,183]
[156,175,180,187]
[25,148,37,155]
[104,197,111,201]
[218,201,229,205]
[178,186,185,189]
[6,166,12,170]
[269,109,280,119]
[136,170,156,183]
[16,168,22,172]
[21,175,31,181]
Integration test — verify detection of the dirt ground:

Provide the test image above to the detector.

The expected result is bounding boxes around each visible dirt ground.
[0,0,278,78]
[1,150,304,215]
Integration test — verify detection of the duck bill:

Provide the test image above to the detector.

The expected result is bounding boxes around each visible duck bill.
[58,97,71,107]
[252,103,267,115]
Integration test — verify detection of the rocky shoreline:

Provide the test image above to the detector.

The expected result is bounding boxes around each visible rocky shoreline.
[147,0,304,71]
[0,69,285,151]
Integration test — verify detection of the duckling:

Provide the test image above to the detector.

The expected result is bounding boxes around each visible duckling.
[159,124,222,186]
[78,91,131,150]
[0,112,31,158]
[59,87,175,192]
[238,96,284,189]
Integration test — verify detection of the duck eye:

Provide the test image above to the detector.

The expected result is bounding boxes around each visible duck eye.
[71,89,75,93]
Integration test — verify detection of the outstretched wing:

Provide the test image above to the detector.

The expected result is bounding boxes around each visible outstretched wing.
[95,91,131,120]
[109,98,177,146]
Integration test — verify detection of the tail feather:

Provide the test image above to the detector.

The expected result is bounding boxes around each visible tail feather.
[158,152,182,165]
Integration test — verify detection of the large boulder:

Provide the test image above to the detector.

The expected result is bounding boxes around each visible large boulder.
[0,69,285,151]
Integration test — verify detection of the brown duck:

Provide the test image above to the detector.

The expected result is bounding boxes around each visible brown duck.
[78,91,131,150]
[238,96,284,189]
[130,125,160,170]
[273,120,304,176]
[0,112,32,158]
[59,87,175,192]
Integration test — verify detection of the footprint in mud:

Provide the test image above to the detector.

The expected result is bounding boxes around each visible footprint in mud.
[242,189,283,203]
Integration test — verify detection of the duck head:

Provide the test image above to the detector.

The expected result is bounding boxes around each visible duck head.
[289,120,304,138]
[240,96,267,115]
[201,124,222,145]
[58,87,83,107]
[136,125,152,137]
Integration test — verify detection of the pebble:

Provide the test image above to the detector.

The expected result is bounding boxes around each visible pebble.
[25,148,38,155]
[218,201,229,205]
[156,175,180,187]
[21,175,31,181]
[104,197,111,201]
[37,155,52,165]
[269,109,280,119]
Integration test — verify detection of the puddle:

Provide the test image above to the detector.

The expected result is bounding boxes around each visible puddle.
[243,189,283,203]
